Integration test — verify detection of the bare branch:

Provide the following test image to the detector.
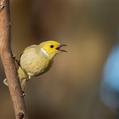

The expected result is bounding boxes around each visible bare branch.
[0,0,28,119]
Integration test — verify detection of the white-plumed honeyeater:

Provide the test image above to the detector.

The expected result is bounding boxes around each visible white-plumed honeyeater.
[3,41,67,91]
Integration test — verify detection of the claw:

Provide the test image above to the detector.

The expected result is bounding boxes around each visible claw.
[21,91,26,97]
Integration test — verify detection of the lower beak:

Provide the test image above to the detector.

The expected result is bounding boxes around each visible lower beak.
[56,44,67,52]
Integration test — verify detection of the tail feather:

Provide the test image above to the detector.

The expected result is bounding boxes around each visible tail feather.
[3,78,27,91]
[3,67,28,91]
[21,79,27,91]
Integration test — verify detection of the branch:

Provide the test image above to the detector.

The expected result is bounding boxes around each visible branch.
[0,0,28,119]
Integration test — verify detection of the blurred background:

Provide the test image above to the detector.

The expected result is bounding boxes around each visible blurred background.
[0,0,119,119]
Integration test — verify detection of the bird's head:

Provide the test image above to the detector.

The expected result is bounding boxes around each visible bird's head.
[39,41,67,59]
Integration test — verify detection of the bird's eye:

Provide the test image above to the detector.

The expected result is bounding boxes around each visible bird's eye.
[50,45,54,48]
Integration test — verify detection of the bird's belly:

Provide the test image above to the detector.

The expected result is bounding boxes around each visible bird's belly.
[20,53,49,76]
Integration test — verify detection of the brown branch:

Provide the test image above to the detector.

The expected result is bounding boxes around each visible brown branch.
[0,0,28,119]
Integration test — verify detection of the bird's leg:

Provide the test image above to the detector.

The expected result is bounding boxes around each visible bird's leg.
[20,79,28,97]
[27,73,32,79]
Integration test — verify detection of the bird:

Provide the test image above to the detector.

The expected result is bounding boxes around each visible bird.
[3,40,67,91]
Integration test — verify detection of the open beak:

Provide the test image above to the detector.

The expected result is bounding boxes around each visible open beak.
[56,44,67,52]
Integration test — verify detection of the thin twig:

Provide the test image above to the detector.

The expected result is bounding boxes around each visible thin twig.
[0,0,28,119]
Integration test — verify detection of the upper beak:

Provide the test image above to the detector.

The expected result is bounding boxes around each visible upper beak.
[56,44,67,52]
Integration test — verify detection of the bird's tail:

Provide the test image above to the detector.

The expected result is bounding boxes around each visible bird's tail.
[3,78,27,92]
[3,67,28,91]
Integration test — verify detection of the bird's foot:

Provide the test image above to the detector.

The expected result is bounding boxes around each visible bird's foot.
[21,91,26,97]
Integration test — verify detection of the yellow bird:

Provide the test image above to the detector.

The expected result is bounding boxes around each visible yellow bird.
[4,41,67,91]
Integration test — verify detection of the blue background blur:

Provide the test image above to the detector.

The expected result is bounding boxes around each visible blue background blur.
[101,44,119,110]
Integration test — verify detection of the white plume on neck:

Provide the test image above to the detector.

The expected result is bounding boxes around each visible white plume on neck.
[40,48,49,57]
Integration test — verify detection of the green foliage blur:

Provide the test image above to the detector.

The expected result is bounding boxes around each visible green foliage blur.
[0,0,119,119]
